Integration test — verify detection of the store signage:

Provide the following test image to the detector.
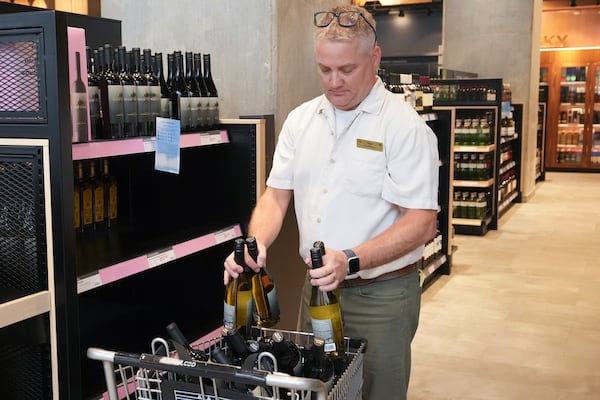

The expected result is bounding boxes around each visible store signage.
[541,34,568,48]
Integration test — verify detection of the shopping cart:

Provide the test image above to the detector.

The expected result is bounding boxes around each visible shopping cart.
[87,327,366,400]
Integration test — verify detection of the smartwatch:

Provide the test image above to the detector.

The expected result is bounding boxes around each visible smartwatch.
[342,249,360,275]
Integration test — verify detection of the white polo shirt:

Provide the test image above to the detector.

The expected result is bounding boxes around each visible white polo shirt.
[267,78,439,279]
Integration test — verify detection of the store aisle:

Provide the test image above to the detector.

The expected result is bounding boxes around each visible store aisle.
[408,172,600,400]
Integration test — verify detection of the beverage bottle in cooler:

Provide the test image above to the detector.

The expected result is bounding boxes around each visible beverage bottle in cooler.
[71,50,89,143]
[155,52,171,119]
[117,46,138,137]
[224,238,254,338]
[101,159,118,228]
[247,236,280,328]
[309,243,344,358]
[88,161,106,231]
[194,52,210,130]
[86,47,102,140]
[99,44,124,139]
[202,53,219,129]
[143,49,161,135]
[171,51,192,132]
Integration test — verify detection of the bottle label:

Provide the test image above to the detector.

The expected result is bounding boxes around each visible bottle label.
[266,286,280,319]
[237,290,254,330]
[179,97,192,130]
[82,188,93,226]
[149,86,161,120]
[207,97,219,127]
[136,85,151,124]
[310,318,336,353]
[223,301,235,329]
[200,98,210,128]
[93,186,105,222]
[122,84,138,124]
[71,91,89,142]
[190,95,201,130]
[107,85,124,125]
[108,185,118,220]
[74,191,80,229]
[160,98,171,119]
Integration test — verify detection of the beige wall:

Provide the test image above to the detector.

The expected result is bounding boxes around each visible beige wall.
[442,0,543,201]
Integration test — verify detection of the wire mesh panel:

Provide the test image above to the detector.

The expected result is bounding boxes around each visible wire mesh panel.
[0,145,48,303]
[0,28,47,122]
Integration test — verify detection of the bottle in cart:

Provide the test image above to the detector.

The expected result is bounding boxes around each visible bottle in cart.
[247,236,280,328]
[302,336,335,392]
[308,243,345,358]
[271,331,302,376]
[165,322,209,361]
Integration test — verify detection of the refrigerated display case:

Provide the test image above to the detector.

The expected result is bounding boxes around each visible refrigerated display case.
[541,49,600,171]
[537,81,548,182]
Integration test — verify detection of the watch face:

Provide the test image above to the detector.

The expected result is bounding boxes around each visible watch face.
[348,257,360,274]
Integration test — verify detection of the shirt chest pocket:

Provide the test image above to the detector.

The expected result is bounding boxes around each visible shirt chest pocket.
[342,148,387,197]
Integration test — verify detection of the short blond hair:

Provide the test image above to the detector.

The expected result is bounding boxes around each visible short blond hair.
[314,5,377,48]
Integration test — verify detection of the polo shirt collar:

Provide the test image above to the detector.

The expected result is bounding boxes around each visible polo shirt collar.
[316,76,386,119]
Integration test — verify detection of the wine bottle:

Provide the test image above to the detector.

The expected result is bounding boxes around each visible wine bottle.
[143,49,160,135]
[73,164,81,231]
[71,50,89,143]
[194,52,209,130]
[302,337,334,391]
[76,161,93,233]
[99,44,124,139]
[171,51,192,132]
[155,52,171,119]
[223,238,254,338]
[247,236,280,328]
[131,48,149,136]
[185,52,201,132]
[86,47,101,140]
[117,46,138,137]
[271,331,302,376]
[222,327,250,365]
[309,243,344,358]
[202,53,219,129]
[165,322,209,361]
[101,159,118,228]
[88,161,106,231]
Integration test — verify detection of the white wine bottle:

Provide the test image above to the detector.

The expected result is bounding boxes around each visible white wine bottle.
[309,243,344,358]
[223,238,253,338]
[247,236,280,328]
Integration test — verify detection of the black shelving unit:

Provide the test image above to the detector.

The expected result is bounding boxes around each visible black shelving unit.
[419,111,453,286]
[0,10,266,400]
[432,78,505,236]
[537,84,549,182]
[498,103,523,219]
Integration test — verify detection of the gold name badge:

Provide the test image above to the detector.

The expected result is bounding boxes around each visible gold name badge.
[356,138,383,152]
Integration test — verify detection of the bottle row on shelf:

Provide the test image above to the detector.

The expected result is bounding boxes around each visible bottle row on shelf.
[559,108,586,125]
[453,152,493,181]
[500,115,516,138]
[454,113,494,146]
[557,128,584,146]
[499,143,514,166]
[76,44,219,143]
[73,159,118,234]
[452,190,490,221]
[378,69,434,113]
[498,170,518,204]
[556,149,582,164]
[431,83,498,103]
[421,234,443,268]
[560,85,586,104]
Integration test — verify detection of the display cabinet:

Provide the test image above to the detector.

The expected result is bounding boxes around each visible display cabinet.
[0,9,266,400]
[541,49,600,171]
[498,103,522,218]
[537,82,548,182]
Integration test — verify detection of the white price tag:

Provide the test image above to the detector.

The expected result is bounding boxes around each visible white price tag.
[200,133,223,146]
[214,226,237,243]
[147,248,176,268]
[77,273,102,293]
[143,138,156,152]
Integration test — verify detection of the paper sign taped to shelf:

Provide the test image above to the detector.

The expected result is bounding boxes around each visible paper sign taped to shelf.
[155,117,181,174]
[147,248,176,268]
[200,132,223,146]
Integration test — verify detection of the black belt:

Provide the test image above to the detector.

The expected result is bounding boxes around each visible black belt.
[338,262,418,288]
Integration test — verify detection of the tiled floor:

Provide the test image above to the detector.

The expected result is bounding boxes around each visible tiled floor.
[408,172,600,400]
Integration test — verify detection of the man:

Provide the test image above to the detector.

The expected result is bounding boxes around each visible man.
[224,5,439,399]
